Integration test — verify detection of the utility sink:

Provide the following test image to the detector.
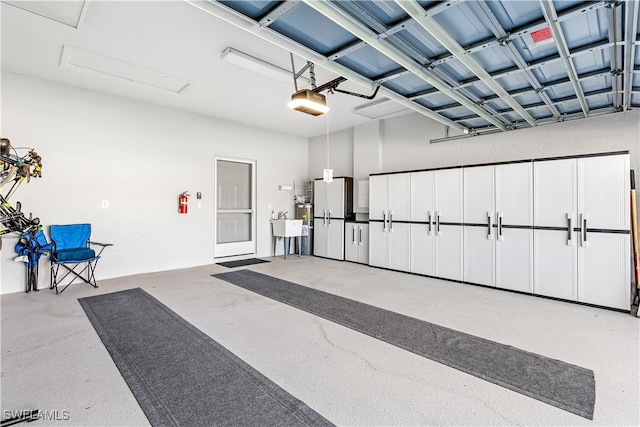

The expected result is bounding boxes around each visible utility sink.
[271,219,303,237]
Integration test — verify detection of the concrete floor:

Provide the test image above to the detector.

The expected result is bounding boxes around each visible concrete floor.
[1,256,638,426]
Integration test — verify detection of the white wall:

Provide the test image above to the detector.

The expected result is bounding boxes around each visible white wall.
[308,127,353,180]
[1,73,308,294]
[346,109,640,223]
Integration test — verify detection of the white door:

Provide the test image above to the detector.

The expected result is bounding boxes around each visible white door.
[411,223,434,276]
[327,178,345,218]
[496,228,533,292]
[435,224,463,281]
[388,222,411,272]
[388,173,411,221]
[463,165,495,286]
[369,221,388,268]
[578,232,630,309]
[345,223,358,262]
[369,175,387,221]
[435,168,463,223]
[357,224,369,264]
[533,158,578,299]
[313,222,328,258]
[214,157,256,258]
[495,162,533,226]
[326,219,345,260]
[533,229,578,300]
[411,171,434,222]
[314,180,328,215]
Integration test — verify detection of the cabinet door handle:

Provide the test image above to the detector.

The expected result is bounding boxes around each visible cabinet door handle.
[487,212,493,239]
[383,210,388,232]
[427,212,432,234]
[352,226,356,244]
[389,211,393,232]
[323,210,327,226]
[579,213,589,247]
[359,227,363,245]
[328,210,331,227]
[436,211,441,236]
[497,212,503,241]
[566,213,573,246]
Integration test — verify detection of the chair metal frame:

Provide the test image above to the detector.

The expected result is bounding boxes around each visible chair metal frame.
[49,224,112,294]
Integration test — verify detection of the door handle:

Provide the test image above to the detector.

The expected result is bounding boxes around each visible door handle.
[328,209,331,227]
[359,227,363,245]
[567,213,573,246]
[497,212,503,241]
[427,211,432,234]
[383,210,388,232]
[352,226,356,244]
[487,212,493,240]
[323,210,327,226]
[389,211,393,232]
[580,213,589,247]
[436,211,441,236]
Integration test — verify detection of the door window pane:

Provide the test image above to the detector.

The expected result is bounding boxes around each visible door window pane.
[217,160,251,210]
[216,213,251,244]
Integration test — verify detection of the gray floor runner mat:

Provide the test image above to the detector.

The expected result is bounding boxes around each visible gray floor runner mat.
[79,288,333,427]
[213,269,596,420]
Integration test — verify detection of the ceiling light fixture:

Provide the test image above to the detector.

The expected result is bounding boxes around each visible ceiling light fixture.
[287,89,329,116]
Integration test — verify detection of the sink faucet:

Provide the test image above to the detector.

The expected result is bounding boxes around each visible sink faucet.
[277,211,288,219]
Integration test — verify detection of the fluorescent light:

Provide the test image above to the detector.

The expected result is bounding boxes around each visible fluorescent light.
[221,47,308,86]
[60,45,191,95]
[287,90,329,116]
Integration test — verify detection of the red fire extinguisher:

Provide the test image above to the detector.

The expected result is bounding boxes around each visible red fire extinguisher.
[179,192,190,214]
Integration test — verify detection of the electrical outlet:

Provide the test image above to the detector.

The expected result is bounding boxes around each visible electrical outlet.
[102,200,109,209]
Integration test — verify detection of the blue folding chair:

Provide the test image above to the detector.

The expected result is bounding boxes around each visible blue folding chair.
[49,224,112,294]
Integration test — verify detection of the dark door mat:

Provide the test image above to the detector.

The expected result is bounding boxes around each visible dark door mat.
[218,258,270,268]
[213,269,596,420]
[79,288,333,427]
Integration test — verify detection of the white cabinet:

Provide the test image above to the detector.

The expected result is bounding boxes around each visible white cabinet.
[369,173,411,271]
[463,162,533,293]
[345,223,369,264]
[534,154,630,309]
[313,178,353,260]
[410,168,463,281]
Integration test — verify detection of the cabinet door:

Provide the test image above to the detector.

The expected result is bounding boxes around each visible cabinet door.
[388,223,411,272]
[496,228,533,292]
[327,178,346,218]
[463,226,495,286]
[578,154,630,231]
[534,159,577,228]
[578,232,630,310]
[313,224,328,258]
[388,173,411,221]
[411,171,434,222]
[464,166,495,224]
[368,222,388,268]
[314,180,328,216]
[435,168,463,223]
[533,229,577,301]
[357,224,369,264]
[369,175,388,221]
[326,219,345,260]
[435,224,463,281]
[344,223,358,262]
[496,162,533,226]
[410,223,434,276]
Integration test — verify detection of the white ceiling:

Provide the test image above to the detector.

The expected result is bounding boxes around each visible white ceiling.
[1,0,384,138]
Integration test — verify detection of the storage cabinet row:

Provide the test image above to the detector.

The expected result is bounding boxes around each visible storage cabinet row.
[369,153,631,310]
